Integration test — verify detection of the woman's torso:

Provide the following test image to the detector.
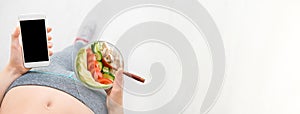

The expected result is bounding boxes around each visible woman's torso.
[0,85,94,114]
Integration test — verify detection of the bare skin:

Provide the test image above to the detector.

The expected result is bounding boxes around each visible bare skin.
[0,27,124,114]
[0,86,94,114]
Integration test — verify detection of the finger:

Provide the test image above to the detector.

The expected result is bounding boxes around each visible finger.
[49,51,53,56]
[48,35,52,41]
[48,42,53,48]
[11,27,20,39]
[115,69,124,83]
[11,27,21,46]
[113,69,124,89]
[47,27,52,33]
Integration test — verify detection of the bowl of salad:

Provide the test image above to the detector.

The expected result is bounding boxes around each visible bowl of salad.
[74,41,124,90]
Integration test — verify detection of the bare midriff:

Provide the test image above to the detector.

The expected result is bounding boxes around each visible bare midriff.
[0,85,94,114]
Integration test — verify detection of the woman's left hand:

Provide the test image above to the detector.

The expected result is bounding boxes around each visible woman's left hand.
[105,69,124,114]
[7,27,53,78]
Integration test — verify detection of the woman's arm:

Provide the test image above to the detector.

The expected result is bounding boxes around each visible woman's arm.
[0,65,22,106]
[0,65,25,106]
[0,27,53,107]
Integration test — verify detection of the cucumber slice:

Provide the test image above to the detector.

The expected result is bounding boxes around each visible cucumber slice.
[91,43,96,54]
[102,66,110,73]
[92,42,101,53]
[92,42,103,61]
[103,72,115,81]
[97,61,103,71]
[95,52,102,61]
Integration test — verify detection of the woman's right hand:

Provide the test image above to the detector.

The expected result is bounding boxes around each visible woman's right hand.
[7,27,53,79]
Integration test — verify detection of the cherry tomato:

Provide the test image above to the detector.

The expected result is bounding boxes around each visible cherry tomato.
[98,78,113,84]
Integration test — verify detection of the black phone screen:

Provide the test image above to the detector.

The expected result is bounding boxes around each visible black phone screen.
[20,19,49,63]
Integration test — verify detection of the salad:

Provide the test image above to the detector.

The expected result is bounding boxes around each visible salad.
[75,41,123,89]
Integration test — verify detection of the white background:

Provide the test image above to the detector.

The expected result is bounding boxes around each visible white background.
[0,0,300,114]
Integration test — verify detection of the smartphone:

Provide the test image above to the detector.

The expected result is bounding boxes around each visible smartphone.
[18,14,50,68]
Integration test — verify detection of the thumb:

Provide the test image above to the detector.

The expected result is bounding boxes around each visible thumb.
[11,27,20,46]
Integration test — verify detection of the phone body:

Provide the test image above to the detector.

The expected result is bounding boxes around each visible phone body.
[18,14,50,68]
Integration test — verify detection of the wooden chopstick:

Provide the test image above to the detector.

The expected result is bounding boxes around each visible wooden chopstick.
[123,71,145,83]
[102,59,145,83]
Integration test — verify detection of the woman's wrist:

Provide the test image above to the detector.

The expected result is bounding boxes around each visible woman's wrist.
[3,65,23,80]
[107,98,124,114]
